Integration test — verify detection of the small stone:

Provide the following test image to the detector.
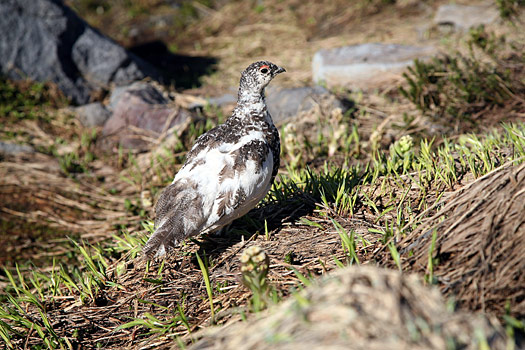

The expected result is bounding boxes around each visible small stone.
[108,82,169,110]
[312,43,438,90]
[0,141,34,155]
[75,102,111,127]
[206,93,237,108]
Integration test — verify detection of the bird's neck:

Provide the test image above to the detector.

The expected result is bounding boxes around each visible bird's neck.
[237,86,266,106]
[234,87,271,124]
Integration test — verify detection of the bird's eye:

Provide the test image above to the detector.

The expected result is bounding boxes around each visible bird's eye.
[260,66,269,74]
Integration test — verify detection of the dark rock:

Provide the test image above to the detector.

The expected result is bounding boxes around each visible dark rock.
[75,102,111,127]
[0,0,160,105]
[0,141,34,155]
[434,4,499,31]
[102,83,194,150]
[312,43,437,90]
[266,86,345,125]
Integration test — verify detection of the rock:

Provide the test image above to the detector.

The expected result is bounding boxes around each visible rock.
[189,266,507,350]
[102,83,194,150]
[433,4,499,31]
[108,82,169,110]
[266,86,345,125]
[206,93,237,108]
[0,0,160,105]
[181,92,236,111]
[0,141,34,155]
[196,86,345,125]
[75,103,111,127]
[312,43,437,90]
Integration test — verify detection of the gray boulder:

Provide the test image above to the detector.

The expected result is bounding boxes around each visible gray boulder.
[312,43,437,90]
[0,0,160,105]
[206,93,237,108]
[102,83,194,150]
[198,86,345,125]
[266,86,345,125]
[434,4,499,31]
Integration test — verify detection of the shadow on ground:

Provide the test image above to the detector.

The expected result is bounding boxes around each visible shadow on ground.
[129,40,218,89]
[190,192,316,268]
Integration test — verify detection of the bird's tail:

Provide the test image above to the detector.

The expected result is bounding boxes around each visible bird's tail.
[143,226,175,259]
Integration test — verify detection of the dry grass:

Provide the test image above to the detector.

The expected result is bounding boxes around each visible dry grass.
[68,0,444,93]
[179,0,438,92]
[188,265,508,350]
[377,161,525,317]
[1,1,525,349]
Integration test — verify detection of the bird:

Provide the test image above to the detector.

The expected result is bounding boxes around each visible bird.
[143,61,286,258]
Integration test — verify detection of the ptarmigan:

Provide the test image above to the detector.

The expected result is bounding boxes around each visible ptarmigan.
[143,61,285,258]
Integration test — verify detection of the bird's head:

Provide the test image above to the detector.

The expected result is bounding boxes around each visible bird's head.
[238,61,286,98]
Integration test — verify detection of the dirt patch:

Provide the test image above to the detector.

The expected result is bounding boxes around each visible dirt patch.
[378,161,525,318]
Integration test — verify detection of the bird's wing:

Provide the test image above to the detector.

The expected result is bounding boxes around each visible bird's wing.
[143,179,206,258]
[143,133,275,258]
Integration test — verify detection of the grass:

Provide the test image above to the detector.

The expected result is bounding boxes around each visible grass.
[0,76,65,125]
[400,26,525,129]
[1,8,525,346]
[2,115,524,347]
[331,218,360,265]
[196,251,215,322]
[2,65,525,347]
[495,0,525,19]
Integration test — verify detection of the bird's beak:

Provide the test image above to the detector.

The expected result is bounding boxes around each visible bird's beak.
[274,66,286,75]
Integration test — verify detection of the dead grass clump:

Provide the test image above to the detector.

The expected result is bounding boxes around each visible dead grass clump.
[187,265,507,350]
[384,162,525,317]
[0,159,140,250]
[400,26,525,132]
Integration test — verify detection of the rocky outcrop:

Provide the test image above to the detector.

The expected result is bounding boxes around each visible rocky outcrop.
[266,86,345,125]
[190,86,346,126]
[0,0,160,104]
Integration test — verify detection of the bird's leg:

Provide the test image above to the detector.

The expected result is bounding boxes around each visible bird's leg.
[212,223,233,237]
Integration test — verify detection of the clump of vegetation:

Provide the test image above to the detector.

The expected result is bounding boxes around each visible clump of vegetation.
[495,0,525,19]
[240,246,271,312]
[400,26,524,128]
[0,76,65,124]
